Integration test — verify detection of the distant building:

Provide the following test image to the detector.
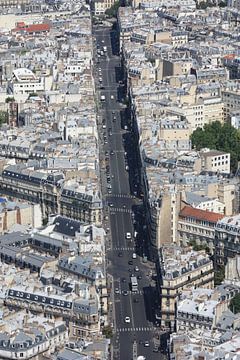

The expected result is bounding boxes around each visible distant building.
[200,149,231,174]
[93,0,116,15]
[0,0,30,7]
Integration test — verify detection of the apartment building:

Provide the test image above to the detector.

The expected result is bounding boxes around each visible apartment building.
[11,68,45,95]
[93,0,116,14]
[222,87,240,121]
[215,214,240,267]
[156,245,214,330]
[145,186,181,250]
[0,316,68,360]
[0,198,42,233]
[5,287,100,338]
[178,205,224,253]
[200,150,231,174]
[171,96,224,132]
[0,165,102,225]
[0,0,30,7]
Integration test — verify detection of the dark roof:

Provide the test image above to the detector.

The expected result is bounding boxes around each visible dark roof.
[53,216,82,237]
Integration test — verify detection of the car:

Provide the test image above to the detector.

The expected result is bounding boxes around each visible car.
[137,275,142,280]
[125,316,130,323]
[100,86,105,90]
[122,277,126,282]
[122,290,128,296]
[153,347,159,353]
[101,40,104,43]
[128,260,133,265]
[109,132,112,136]
[122,204,126,209]
[135,266,139,272]
[112,111,115,114]
[125,165,129,171]
[144,341,150,347]
[109,203,113,207]
[110,150,114,155]
[107,178,111,183]
[107,184,112,189]
[126,232,131,239]
[115,288,120,294]
[132,253,137,259]
[118,252,123,257]
[102,124,106,129]
[111,95,114,100]
[108,189,112,194]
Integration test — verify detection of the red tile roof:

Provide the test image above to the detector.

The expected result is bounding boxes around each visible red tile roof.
[13,23,50,34]
[179,205,224,223]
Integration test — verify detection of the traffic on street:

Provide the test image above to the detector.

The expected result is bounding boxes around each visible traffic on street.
[93,24,162,360]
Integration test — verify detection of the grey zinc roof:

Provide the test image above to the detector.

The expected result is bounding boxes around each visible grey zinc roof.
[13,331,33,344]
[57,349,89,360]
[58,256,98,281]
[185,192,212,206]
[0,232,29,246]
[73,298,98,316]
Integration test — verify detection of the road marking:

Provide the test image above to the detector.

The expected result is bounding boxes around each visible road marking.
[110,207,132,213]
[116,326,153,333]
[106,194,135,199]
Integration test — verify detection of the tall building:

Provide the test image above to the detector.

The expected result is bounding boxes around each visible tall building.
[156,245,214,331]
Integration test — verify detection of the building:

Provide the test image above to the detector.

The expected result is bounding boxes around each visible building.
[215,214,240,267]
[178,205,224,253]
[222,87,240,121]
[0,0,30,7]
[93,0,116,15]
[0,165,102,225]
[156,245,214,330]
[0,316,67,360]
[0,198,42,233]
[200,149,231,174]
[11,68,45,95]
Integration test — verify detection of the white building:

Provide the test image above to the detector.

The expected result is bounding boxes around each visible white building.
[12,68,45,95]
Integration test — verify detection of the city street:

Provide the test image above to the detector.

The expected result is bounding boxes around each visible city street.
[93,25,162,360]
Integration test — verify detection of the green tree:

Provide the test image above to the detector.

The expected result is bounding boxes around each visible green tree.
[105,0,120,18]
[214,265,225,286]
[0,111,8,126]
[102,325,113,338]
[191,121,240,172]
[219,0,227,6]
[229,293,240,314]
[5,97,15,103]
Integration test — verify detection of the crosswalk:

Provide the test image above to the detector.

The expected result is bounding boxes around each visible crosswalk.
[110,207,132,214]
[107,194,135,199]
[115,290,143,296]
[116,326,153,333]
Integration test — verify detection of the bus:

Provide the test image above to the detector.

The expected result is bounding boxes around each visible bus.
[130,276,138,292]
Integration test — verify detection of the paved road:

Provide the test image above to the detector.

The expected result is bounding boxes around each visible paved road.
[93,26,161,360]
